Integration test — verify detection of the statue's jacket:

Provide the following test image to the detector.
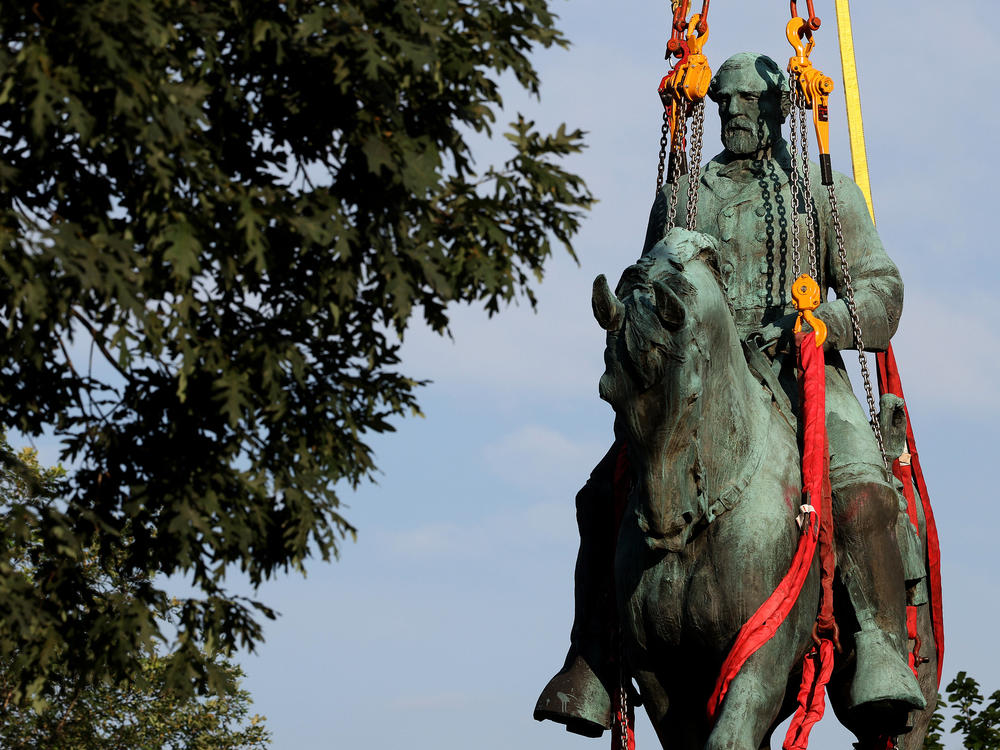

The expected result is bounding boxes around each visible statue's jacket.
[642,138,902,489]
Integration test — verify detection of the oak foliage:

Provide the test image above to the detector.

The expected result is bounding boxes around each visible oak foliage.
[0,0,593,700]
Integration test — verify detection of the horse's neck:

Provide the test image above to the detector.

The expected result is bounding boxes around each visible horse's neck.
[698,337,772,492]
[630,331,773,549]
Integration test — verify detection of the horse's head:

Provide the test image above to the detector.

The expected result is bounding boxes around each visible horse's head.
[594,227,729,415]
[593,227,734,548]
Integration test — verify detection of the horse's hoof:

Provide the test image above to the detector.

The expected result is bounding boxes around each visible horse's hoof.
[533,654,611,737]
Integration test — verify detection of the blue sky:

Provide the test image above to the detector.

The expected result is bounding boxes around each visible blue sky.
[234,2,998,748]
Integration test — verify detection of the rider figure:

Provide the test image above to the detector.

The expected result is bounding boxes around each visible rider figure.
[535,52,925,738]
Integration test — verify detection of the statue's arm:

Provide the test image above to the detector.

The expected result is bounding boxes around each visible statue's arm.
[816,173,903,352]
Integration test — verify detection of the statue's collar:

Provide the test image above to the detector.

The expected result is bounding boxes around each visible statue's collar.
[703,139,793,188]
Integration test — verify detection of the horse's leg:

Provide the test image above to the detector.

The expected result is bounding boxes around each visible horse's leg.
[758,676,803,750]
[704,633,805,750]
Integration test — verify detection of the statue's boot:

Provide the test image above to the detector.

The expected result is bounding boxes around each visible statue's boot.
[835,480,926,737]
[533,646,613,737]
[534,443,620,737]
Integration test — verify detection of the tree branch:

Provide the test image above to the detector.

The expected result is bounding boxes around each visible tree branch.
[70,310,134,383]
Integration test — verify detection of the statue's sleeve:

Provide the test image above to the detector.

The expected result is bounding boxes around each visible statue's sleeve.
[817,173,903,352]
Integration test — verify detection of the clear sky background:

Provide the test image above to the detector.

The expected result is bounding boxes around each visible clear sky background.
[234,2,998,748]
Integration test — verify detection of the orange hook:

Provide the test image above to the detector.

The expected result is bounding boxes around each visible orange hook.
[661,15,712,105]
[792,274,827,347]
[786,18,835,185]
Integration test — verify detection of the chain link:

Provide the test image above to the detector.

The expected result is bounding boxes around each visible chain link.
[788,81,884,461]
[787,81,804,278]
[827,185,888,466]
[786,80,887,466]
[617,632,630,750]
[795,94,819,279]
[686,99,705,231]
[665,113,686,231]
[618,675,630,750]
[656,108,670,194]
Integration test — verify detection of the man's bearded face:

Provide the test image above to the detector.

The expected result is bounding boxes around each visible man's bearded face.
[712,74,784,156]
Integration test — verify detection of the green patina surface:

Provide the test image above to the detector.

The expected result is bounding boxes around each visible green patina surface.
[536,53,938,750]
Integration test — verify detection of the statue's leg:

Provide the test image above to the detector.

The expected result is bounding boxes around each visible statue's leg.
[533,441,620,737]
[823,359,925,738]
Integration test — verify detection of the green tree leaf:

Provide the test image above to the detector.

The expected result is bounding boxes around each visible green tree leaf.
[0,0,593,700]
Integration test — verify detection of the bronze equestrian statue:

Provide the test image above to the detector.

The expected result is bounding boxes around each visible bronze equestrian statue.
[534,53,938,749]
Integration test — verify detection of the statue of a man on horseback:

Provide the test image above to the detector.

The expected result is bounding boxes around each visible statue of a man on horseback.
[534,53,933,749]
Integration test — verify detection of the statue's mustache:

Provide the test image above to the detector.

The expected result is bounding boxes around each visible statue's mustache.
[724,117,755,132]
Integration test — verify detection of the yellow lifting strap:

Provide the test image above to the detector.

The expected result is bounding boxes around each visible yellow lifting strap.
[833,0,876,225]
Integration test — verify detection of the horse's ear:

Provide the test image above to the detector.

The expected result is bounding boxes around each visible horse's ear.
[653,279,686,331]
[592,274,625,331]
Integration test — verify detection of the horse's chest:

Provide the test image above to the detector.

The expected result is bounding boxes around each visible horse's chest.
[628,545,732,650]
[628,534,770,657]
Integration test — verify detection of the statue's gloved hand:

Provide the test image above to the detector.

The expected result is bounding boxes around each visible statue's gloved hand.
[814,300,850,351]
[755,312,798,355]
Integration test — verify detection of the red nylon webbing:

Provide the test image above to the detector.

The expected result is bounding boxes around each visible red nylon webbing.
[707,332,829,728]
[782,333,836,750]
[876,344,944,687]
[784,639,835,750]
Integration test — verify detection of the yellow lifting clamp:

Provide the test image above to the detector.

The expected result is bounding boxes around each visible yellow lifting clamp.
[786,18,836,186]
[657,14,712,184]
[792,274,827,347]
[662,15,713,105]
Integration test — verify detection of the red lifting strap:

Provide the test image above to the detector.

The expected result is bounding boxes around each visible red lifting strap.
[707,332,834,741]
[876,343,945,687]
[783,331,838,750]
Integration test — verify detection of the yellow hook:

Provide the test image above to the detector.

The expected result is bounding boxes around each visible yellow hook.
[686,14,709,55]
[786,18,835,185]
[785,17,815,62]
[791,274,827,347]
[664,14,711,103]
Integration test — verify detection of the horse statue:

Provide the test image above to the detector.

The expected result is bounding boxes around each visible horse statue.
[588,227,938,750]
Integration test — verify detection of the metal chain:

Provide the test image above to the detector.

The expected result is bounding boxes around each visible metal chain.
[665,113,686,231]
[656,108,670,193]
[787,80,804,278]
[786,78,887,467]
[617,634,630,750]
[795,94,820,279]
[827,184,888,467]
[686,99,705,231]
